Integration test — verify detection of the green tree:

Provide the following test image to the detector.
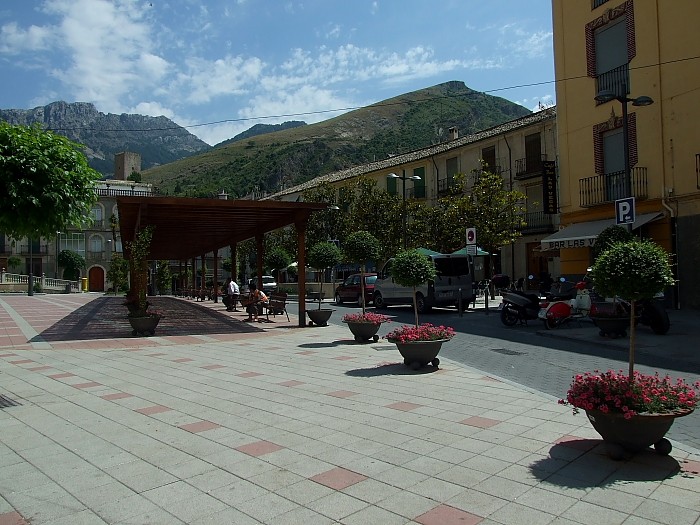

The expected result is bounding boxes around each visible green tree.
[593,225,633,260]
[391,249,437,327]
[343,230,381,314]
[57,250,86,281]
[106,253,129,294]
[7,255,21,273]
[156,260,172,295]
[265,247,291,292]
[0,123,101,239]
[127,170,142,182]
[307,242,342,309]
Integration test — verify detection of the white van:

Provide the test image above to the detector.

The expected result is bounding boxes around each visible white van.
[373,254,475,313]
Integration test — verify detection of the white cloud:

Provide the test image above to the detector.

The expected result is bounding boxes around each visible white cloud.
[0,21,53,53]
[178,55,265,104]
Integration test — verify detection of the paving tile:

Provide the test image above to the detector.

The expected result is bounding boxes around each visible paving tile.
[341,504,408,525]
[325,390,358,398]
[235,440,284,457]
[99,392,133,401]
[72,381,102,389]
[306,491,369,522]
[0,511,28,525]
[386,401,423,411]
[310,467,367,490]
[415,504,484,525]
[232,492,300,523]
[178,420,221,433]
[460,416,501,429]
[134,405,172,415]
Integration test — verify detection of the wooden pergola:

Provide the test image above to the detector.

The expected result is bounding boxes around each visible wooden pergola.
[116,196,329,327]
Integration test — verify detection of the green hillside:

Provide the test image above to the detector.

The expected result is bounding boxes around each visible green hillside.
[143,81,531,198]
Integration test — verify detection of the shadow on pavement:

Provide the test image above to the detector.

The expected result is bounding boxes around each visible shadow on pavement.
[345,362,440,377]
[34,296,264,342]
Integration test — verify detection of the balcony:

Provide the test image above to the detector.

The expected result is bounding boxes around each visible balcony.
[85,220,105,230]
[405,187,426,199]
[18,244,48,255]
[515,155,547,180]
[437,178,459,195]
[579,168,648,207]
[87,251,108,261]
[596,64,630,102]
[96,187,152,197]
[519,211,556,234]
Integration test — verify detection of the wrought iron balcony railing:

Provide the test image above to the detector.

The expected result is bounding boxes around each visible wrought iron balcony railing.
[596,64,630,101]
[515,154,547,179]
[437,178,459,194]
[518,211,556,234]
[579,167,648,207]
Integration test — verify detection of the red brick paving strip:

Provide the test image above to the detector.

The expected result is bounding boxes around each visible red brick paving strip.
[48,373,75,379]
[178,421,221,433]
[326,390,358,398]
[72,382,102,389]
[415,504,483,525]
[101,393,134,401]
[278,380,304,387]
[310,467,367,490]
[0,511,29,525]
[460,416,501,429]
[235,440,284,457]
[135,405,172,415]
[386,401,423,411]
[201,364,226,370]
[237,371,263,378]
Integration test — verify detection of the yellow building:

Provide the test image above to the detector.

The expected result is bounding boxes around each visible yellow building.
[269,108,559,287]
[551,0,700,308]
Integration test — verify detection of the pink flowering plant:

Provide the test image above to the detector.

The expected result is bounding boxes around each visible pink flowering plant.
[342,312,390,325]
[560,369,700,419]
[386,323,455,344]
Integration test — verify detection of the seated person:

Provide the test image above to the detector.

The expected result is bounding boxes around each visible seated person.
[244,282,268,322]
[225,278,240,311]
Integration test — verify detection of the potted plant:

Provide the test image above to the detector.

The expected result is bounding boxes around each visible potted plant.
[560,370,699,458]
[124,225,162,336]
[565,238,682,457]
[342,231,381,316]
[342,311,390,343]
[305,241,341,326]
[386,323,455,370]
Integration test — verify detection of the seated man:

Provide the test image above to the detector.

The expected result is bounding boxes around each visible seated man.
[225,277,240,311]
[244,282,268,322]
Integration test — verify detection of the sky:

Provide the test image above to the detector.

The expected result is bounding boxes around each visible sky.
[0,0,556,146]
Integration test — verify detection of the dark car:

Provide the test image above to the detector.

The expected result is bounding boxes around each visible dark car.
[335,273,377,307]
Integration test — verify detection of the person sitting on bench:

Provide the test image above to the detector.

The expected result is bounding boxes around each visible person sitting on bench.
[244,282,268,322]
[225,277,240,311]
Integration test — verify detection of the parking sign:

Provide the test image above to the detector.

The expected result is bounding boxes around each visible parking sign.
[466,227,477,245]
[615,197,636,225]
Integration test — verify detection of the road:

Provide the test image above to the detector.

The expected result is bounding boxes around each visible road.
[319,300,700,452]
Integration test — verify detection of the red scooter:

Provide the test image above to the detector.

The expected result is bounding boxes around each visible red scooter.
[537,280,591,329]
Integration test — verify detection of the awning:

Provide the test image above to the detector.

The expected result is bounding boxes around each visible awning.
[540,212,663,251]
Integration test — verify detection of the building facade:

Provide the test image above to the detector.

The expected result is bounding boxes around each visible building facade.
[270,108,559,288]
[551,0,700,308]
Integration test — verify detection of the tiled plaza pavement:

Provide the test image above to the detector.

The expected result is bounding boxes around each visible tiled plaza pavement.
[0,294,699,525]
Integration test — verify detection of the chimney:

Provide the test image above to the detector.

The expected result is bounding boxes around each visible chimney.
[448,127,458,141]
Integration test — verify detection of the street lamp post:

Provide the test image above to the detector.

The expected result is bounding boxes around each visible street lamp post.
[55,231,61,279]
[594,88,654,231]
[387,170,421,249]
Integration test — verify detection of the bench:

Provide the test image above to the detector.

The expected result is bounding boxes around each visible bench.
[264,292,289,321]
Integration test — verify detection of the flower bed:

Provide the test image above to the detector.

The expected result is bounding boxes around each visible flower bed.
[386,323,455,344]
[559,369,699,418]
[341,312,390,325]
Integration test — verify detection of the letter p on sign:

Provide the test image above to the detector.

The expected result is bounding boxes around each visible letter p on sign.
[615,197,635,225]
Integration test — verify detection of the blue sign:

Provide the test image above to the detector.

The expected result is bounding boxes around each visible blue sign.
[615,197,636,225]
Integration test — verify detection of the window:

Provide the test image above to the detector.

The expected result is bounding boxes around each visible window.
[602,128,626,201]
[446,157,459,183]
[413,167,426,198]
[63,233,86,257]
[481,146,496,172]
[524,133,542,173]
[586,2,635,97]
[90,205,104,228]
[90,236,104,253]
[387,175,397,195]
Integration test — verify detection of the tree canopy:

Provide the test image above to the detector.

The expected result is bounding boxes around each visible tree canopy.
[0,122,101,239]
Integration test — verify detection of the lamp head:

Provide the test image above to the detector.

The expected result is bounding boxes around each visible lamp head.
[632,95,654,107]
[387,173,399,179]
[328,205,339,210]
[594,89,617,103]
[409,175,421,181]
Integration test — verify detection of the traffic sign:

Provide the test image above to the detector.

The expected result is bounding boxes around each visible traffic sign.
[466,227,477,245]
[615,197,636,225]
[466,245,477,256]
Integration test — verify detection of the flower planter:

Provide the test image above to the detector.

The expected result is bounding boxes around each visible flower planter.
[344,321,380,342]
[590,316,629,338]
[306,309,334,327]
[394,339,447,370]
[586,409,693,458]
[128,314,161,336]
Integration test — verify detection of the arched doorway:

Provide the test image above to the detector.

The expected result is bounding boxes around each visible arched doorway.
[89,266,105,292]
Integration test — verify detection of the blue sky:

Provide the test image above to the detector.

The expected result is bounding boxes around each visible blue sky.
[0,0,555,146]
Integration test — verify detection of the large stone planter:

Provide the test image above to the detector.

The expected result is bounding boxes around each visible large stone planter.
[393,339,447,370]
[128,314,161,336]
[586,409,693,458]
[344,321,381,342]
[590,316,630,338]
[306,308,334,326]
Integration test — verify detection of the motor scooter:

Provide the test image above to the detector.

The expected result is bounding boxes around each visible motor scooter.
[538,279,591,329]
[499,277,543,326]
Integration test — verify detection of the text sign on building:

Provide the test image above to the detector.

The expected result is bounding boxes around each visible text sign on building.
[615,197,636,225]
[542,161,557,214]
[544,238,597,250]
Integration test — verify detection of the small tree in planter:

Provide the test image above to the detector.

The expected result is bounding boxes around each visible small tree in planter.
[590,239,674,379]
[342,231,381,315]
[125,225,155,317]
[57,249,86,281]
[391,249,437,327]
[593,225,633,260]
[307,242,341,309]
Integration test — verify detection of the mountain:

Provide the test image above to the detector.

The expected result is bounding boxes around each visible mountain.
[215,121,307,148]
[0,101,211,176]
[142,81,531,198]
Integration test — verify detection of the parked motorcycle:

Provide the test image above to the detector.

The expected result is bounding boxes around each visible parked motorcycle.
[499,290,543,326]
[590,296,670,335]
[538,280,592,329]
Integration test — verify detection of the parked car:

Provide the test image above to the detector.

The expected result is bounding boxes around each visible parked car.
[335,273,377,307]
[248,276,277,293]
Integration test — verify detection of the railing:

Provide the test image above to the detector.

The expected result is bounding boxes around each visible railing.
[96,188,152,197]
[579,167,648,207]
[86,251,108,261]
[515,154,547,179]
[18,245,48,255]
[84,220,105,229]
[438,178,458,194]
[406,187,426,199]
[0,272,79,292]
[519,211,556,234]
[596,64,630,101]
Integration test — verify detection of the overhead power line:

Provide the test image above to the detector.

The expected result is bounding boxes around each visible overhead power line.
[42,54,700,134]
